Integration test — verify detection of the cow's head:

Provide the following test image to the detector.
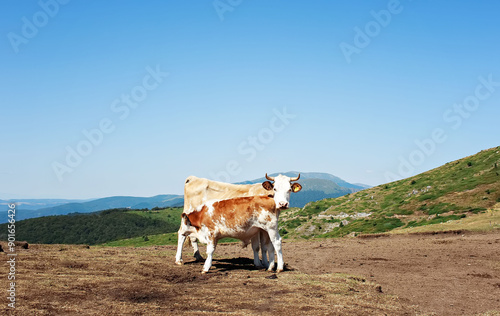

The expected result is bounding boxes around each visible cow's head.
[262,173,302,209]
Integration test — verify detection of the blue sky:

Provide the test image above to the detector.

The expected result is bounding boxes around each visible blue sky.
[1,0,500,199]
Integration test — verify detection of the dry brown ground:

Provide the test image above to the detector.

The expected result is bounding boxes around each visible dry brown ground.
[1,231,499,315]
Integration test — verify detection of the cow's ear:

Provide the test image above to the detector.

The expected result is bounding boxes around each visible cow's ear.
[291,183,302,193]
[262,181,274,191]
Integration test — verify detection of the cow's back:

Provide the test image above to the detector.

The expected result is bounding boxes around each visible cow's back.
[183,176,270,214]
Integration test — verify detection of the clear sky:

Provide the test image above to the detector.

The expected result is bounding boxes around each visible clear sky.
[1,0,500,199]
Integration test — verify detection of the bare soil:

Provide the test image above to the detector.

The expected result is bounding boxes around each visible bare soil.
[1,231,499,315]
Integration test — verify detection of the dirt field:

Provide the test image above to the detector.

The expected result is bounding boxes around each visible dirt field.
[1,231,499,315]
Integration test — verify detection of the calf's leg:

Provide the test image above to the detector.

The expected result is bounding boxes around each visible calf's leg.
[202,241,216,273]
[175,229,187,265]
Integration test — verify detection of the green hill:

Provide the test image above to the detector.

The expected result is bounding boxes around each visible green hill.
[279,146,500,238]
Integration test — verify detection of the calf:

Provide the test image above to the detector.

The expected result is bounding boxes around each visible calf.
[176,196,285,273]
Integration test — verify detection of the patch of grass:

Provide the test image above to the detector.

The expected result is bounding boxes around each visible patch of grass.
[417,192,440,202]
[102,232,240,247]
[393,209,500,234]
[467,208,487,214]
[384,208,414,217]
[297,200,332,217]
[283,217,305,230]
[421,203,456,215]
[406,214,464,228]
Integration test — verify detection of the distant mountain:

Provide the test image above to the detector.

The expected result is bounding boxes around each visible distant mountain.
[0,195,184,223]
[0,199,90,210]
[239,171,368,208]
[239,171,369,189]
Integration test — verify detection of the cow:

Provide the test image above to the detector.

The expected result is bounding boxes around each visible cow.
[178,175,273,268]
[175,174,302,273]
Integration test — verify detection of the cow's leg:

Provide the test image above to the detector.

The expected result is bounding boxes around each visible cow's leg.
[251,234,264,268]
[190,235,204,261]
[202,241,216,274]
[260,230,271,269]
[175,229,187,265]
[267,229,284,273]
[262,228,276,271]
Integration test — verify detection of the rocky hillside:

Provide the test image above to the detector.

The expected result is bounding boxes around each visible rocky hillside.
[280,146,500,238]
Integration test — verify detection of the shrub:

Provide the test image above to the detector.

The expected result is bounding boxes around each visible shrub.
[284,218,304,230]
[468,208,486,214]
[424,203,454,215]
[384,208,413,216]
[405,220,417,227]
[409,214,463,227]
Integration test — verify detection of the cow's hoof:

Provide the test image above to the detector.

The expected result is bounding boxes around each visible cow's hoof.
[175,260,183,265]
[201,270,208,274]
[276,269,283,273]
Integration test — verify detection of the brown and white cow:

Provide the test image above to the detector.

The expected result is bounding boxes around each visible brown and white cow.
[178,196,279,273]
[176,174,302,270]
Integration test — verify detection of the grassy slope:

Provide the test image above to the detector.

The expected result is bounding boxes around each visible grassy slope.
[390,207,500,234]
[280,146,500,238]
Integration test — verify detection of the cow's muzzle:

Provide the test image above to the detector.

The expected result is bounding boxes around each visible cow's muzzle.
[278,201,289,209]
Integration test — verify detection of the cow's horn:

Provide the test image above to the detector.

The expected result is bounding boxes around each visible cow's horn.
[290,174,300,182]
[265,173,275,181]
